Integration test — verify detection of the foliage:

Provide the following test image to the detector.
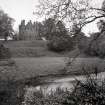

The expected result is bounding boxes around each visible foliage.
[97,20,105,32]
[77,31,105,58]
[0,10,14,41]
[63,73,105,105]
[47,32,73,52]
[23,69,105,105]
[37,22,44,38]
[43,19,74,52]
[43,18,56,40]
[23,86,70,105]
[71,23,88,50]
[77,36,90,53]
[35,0,105,31]
[12,32,19,40]
[0,78,25,105]
[56,21,68,35]
[0,43,11,59]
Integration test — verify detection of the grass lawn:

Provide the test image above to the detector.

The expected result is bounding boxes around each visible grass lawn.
[1,40,105,80]
[13,57,65,80]
[0,57,105,81]
[1,40,105,105]
[4,40,68,57]
[4,40,47,48]
[66,57,105,75]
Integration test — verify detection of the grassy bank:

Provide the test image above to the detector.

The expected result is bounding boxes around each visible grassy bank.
[3,40,81,57]
[3,40,64,57]
[0,57,105,81]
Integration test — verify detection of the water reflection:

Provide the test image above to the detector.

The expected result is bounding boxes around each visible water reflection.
[24,71,105,103]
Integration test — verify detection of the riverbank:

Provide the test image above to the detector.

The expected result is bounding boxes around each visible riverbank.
[0,57,105,82]
[0,57,105,105]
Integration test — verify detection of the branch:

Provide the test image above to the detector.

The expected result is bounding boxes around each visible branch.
[81,15,105,28]
[90,7,105,13]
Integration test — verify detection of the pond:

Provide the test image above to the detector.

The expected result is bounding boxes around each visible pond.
[23,71,105,103]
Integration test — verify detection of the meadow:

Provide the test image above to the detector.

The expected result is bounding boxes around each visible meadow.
[1,40,105,81]
[1,40,105,105]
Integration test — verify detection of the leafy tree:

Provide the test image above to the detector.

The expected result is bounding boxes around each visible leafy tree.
[56,21,67,35]
[0,43,11,59]
[43,19,73,52]
[0,10,14,41]
[37,22,44,39]
[47,32,73,52]
[43,18,56,40]
[43,19,69,39]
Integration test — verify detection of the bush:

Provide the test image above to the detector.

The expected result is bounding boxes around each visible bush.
[23,86,70,105]
[0,43,11,59]
[62,74,105,105]
[78,32,105,58]
[23,71,105,105]
[0,79,25,105]
[98,42,105,58]
[78,37,90,53]
[47,33,73,52]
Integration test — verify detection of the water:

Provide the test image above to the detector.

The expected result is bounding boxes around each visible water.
[23,71,105,103]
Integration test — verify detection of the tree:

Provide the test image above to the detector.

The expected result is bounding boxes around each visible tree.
[97,19,105,32]
[36,22,44,38]
[35,0,105,55]
[56,20,68,35]
[35,0,105,31]
[43,18,69,39]
[43,18,56,39]
[0,10,14,41]
[47,33,73,52]
[46,20,74,52]
[0,43,11,59]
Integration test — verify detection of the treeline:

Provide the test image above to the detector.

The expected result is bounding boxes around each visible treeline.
[34,17,105,58]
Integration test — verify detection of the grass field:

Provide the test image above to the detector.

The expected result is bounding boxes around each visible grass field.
[14,57,105,79]
[1,40,105,81]
[4,40,47,48]
[4,40,82,57]
[13,57,65,80]
[1,40,105,105]
[0,57,65,80]
[4,40,68,57]
[66,57,105,75]
[0,57,104,81]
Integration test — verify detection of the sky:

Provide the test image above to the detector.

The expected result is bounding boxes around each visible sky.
[0,0,39,30]
[0,0,104,35]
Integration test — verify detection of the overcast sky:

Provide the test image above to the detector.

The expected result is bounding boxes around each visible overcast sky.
[0,0,39,30]
[0,0,104,35]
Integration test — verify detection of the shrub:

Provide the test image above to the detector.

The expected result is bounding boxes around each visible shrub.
[23,87,70,105]
[0,79,25,105]
[78,32,105,58]
[0,43,11,59]
[62,75,105,105]
[98,42,105,58]
[23,69,105,105]
[47,33,73,52]
[78,37,90,54]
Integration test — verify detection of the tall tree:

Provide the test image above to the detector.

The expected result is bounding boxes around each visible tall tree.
[0,10,14,41]
[43,18,56,39]
[35,0,105,31]
[56,20,68,35]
